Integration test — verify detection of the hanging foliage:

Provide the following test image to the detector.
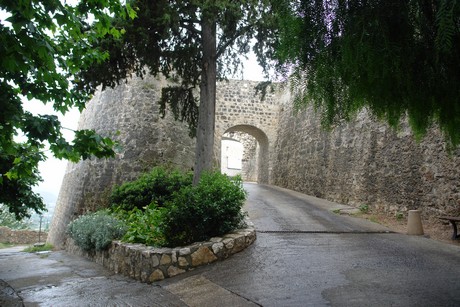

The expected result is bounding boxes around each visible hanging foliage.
[276,0,460,147]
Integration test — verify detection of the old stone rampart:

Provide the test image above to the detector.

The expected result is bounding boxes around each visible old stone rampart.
[47,75,196,248]
[272,101,460,218]
[214,81,286,183]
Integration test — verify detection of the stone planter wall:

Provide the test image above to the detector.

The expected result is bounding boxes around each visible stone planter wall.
[65,219,256,282]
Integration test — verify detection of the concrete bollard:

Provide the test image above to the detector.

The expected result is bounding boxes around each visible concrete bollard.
[407,210,424,235]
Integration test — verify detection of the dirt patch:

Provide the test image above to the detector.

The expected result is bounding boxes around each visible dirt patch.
[354,210,460,247]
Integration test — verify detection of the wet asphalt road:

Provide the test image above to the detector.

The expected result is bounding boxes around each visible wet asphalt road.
[2,183,460,306]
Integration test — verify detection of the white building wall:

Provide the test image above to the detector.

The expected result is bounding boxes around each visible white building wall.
[221,138,244,177]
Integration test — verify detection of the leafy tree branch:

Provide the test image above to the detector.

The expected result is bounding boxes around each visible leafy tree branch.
[0,0,135,219]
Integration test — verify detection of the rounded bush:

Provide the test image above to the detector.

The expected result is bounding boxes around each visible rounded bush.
[109,167,193,211]
[67,211,127,251]
[159,172,247,247]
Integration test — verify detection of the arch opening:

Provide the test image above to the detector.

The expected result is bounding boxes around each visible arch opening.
[219,125,269,184]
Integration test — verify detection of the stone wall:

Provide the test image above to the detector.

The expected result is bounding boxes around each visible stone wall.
[65,219,256,282]
[47,75,196,248]
[272,102,460,219]
[0,227,47,244]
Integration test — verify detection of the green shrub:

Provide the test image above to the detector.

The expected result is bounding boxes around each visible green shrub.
[159,172,247,247]
[119,205,167,247]
[110,167,193,211]
[395,211,405,220]
[23,243,54,253]
[359,204,369,213]
[67,211,127,251]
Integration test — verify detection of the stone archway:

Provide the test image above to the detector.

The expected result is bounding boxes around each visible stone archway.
[218,125,269,184]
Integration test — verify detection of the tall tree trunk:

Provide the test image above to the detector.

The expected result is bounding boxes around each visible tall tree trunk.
[194,18,217,184]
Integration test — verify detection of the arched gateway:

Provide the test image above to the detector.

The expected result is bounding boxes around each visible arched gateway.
[214,80,283,184]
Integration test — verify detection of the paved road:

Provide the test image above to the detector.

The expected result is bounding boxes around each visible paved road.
[162,183,460,306]
[2,183,460,306]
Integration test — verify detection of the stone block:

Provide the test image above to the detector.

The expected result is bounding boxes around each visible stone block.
[179,248,191,256]
[160,254,172,265]
[150,254,160,267]
[178,256,189,268]
[212,242,224,255]
[232,236,246,253]
[167,266,186,277]
[191,246,218,266]
[149,269,165,282]
[223,238,234,249]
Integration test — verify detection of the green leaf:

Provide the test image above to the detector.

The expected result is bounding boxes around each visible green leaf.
[126,3,137,19]
[5,171,17,180]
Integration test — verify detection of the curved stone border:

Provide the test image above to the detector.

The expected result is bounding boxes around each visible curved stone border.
[65,218,256,282]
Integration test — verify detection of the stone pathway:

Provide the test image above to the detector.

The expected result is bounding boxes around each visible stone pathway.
[0,246,186,306]
[164,275,259,306]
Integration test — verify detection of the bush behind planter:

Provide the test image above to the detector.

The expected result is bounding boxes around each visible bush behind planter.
[109,167,193,211]
[69,170,247,251]
[159,172,247,247]
[120,205,167,247]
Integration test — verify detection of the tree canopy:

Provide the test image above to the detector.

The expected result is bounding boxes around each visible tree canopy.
[275,0,460,148]
[0,0,135,219]
[77,0,277,183]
